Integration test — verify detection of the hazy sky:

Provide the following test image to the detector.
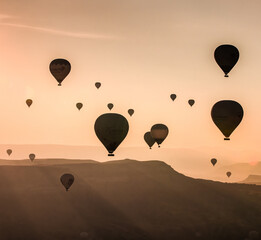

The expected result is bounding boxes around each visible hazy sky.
[1,0,261,161]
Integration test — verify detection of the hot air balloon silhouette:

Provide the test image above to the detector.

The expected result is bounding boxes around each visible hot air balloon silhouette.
[188,99,195,107]
[76,102,83,111]
[94,113,129,156]
[214,44,239,77]
[29,153,35,162]
[211,158,217,166]
[26,99,33,107]
[49,59,71,86]
[128,109,134,116]
[211,100,243,140]
[226,171,231,178]
[6,149,12,156]
[170,94,176,101]
[95,82,101,89]
[144,132,156,149]
[150,124,169,147]
[60,173,74,191]
[107,103,114,110]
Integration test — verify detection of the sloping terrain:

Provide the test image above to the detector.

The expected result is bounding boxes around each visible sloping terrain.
[0,159,260,240]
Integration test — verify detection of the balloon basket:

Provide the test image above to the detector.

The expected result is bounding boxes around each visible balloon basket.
[108,153,114,156]
[224,137,230,140]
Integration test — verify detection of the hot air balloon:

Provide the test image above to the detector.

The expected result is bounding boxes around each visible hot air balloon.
[170,94,176,101]
[211,100,243,140]
[49,59,71,86]
[150,124,168,147]
[226,171,231,178]
[214,44,239,77]
[26,99,33,107]
[95,82,101,89]
[76,102,83,111]
[107,103,113,110]
[29,153,35,162]
[188,99,195,107]
[60,173,74,191]
[211,158,217,166]
[94,113,129,156]
[128,109,134,116]
[6,149,12,156]
[144,132,155,149]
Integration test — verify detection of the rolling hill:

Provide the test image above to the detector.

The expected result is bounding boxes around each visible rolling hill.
[0,159,260,240]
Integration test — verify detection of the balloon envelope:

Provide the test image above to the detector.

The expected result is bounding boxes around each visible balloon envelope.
[76,102,83,110]
[94,113,129,156]
[150,124,168,147]
[6,149,12,156]
[214,44,239,77]
[211,158,217,166]
[226,171,231,178]
[29,153,35,161]
[95,82,101,89]
[170,94,176,101]
[107,103,114,110]
[211,100,243,140]
[26,99,33,107]
[188,99,195,106]
[60,173,74,191]
[49,59,71,86]
[128,109,134,116]
[144,132,156,149]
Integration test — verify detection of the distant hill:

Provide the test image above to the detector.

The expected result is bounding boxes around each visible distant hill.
[240,175,261,185]
[0,159,260,240]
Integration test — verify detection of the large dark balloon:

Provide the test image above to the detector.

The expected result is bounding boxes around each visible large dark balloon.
[170,94,176,101]
[29,153,35,162]
[226,171,231,178]
[211,100,243,140]
[107,103,114,110]
[150,124,168,147]
[144,132,155,149]
[211,158,217,166]
[95,82,101,89]
[60,173,74,191]
[26,99,33,108]
[188,99,195,107]
[6,149,12,156]
[214,44,239,77]
[49,59,71,86]
[94,113,129,156]
[128,109,134,116]
[76,102,83,111]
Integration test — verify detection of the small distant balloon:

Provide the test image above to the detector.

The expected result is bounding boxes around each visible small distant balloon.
[144,132,156,149]
[49,59,71,86]
[26,99,33,108]
[214,44,239,77]
[170,94,176,101]
[211,158,217,166]
[128,109,134,116]
[150,124,169,147]
[211,100,243,140]
[95,82,101,89]
[107,103,114,110]
[94,113,129,156]
[29,153,35,162]
[60,173,74,191]
[226,171,231,178]
[188,99,195,107]
[76,102,83,111]
[6,149,12,156]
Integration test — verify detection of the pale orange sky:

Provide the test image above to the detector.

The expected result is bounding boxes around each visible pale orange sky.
[0,0,261,163]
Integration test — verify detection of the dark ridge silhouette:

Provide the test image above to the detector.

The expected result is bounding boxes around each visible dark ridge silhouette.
[0,159,260,240]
